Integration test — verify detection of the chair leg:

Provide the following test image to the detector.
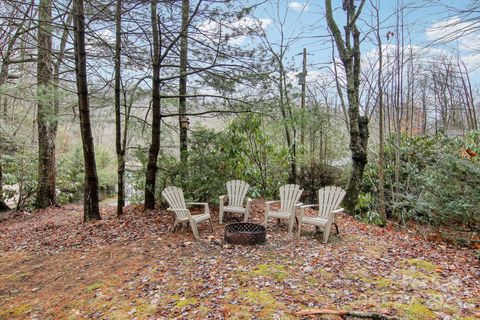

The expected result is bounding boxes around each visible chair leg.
[288,217,294,233]
[219,209,224,224]
[297,222,302,237]
[335,223,339,234]
[323,224,331,244]
[191,221,200,240]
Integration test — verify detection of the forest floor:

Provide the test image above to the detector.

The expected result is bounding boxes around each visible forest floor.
[0,201,479,320]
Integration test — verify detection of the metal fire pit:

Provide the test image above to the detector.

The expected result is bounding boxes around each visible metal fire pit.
[224,223,266,245]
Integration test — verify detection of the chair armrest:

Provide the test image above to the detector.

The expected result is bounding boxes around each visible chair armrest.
[167,208,189,212]
[187,202,208,206]
[295,202,303,207]
[300,204,318,209]
[332,208,344,214]
[186,202,210,215]
[167,208,190,214]
[219,195,227,204]
[265,200,280,206]
[265,200,279,215]
[245,197,253,206]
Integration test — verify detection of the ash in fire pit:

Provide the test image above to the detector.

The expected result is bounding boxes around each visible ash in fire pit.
[224,223,266,245]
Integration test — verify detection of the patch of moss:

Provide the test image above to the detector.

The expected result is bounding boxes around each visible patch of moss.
[238,289,288,319]
[375,276,393,289]
[354,274,394,289]
[396,299,436,320]
[405,259,436,273]
[107,300,156,319]
[222,304,253,320]
[252,263,287,281]
[241,289,277,306]
[85,281,103,292]
[399,266,438,285]
[175,297,198,308]
[0,303,32,317]
[420,289,458,314]
[134,303,158,315]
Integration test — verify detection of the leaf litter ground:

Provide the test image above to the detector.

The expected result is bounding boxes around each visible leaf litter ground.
[0,200,478,319]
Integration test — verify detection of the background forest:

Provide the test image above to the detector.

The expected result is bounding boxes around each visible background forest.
[0,0,479,244]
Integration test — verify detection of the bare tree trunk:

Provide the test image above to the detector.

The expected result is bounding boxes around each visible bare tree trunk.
[278,68,296,184]
[326,0,368,213]
[114,0,125,216]
[73,0,101,221]
[373,0,386,224]
[459,59,477,130]
[144,0,161,210]
[36,0,57,208]
[179,0,189,166]
[421,78,427,134]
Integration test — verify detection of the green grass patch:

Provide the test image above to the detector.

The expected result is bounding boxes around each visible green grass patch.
[405,259,436,272]
[252,263,288,281]
[396,299,436,320]
[85,281,103,292]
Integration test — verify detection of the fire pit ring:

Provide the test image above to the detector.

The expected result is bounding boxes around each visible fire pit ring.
[224,223,266,245]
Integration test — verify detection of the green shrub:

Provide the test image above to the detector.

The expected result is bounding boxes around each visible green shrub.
[57,144,117,204]
[363,132,480,232]
[132,115,290,205]
[3,147,38,210]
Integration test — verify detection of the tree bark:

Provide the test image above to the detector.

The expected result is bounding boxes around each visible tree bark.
[114,0,125,216]
[179,0,189,166]
[73,0,101,221]
[36,0,57,209]
[374,0,386,224]
[144,0,161,210]
[326,0,368,213]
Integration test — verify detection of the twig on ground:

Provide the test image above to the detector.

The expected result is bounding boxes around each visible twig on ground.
[296,308,400,320]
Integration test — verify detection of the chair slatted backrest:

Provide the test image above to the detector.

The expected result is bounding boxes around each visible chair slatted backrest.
[226,180,250,207]
[162,186,189,219]
[318,186,346,219]
[280,184,303,213]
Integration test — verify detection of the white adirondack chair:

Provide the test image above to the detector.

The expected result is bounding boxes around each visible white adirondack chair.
[298,186,346,243]
[162,186,213,240]
[219,180,252,224]
[265,184,303,233]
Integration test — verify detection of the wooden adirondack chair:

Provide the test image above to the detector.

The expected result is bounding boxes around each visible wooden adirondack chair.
[219,180,252,224]
[265,184,303,233]
[162,186,213,240]
[298,186,345,243]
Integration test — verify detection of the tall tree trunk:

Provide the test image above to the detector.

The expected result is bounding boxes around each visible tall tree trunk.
[373,0,386,224]
[144,0,161,210]
[278,67,295,184]
[114,0,125,216]
[326,0,368,213]
[421,79,427,134]
[73,0,101,221]
[179,0,189,166]
[36,0,57,209]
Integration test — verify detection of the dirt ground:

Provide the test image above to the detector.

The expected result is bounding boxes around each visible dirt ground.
[0,201,479,319]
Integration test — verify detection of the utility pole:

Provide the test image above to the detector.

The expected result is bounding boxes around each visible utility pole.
[300,47,307,145]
